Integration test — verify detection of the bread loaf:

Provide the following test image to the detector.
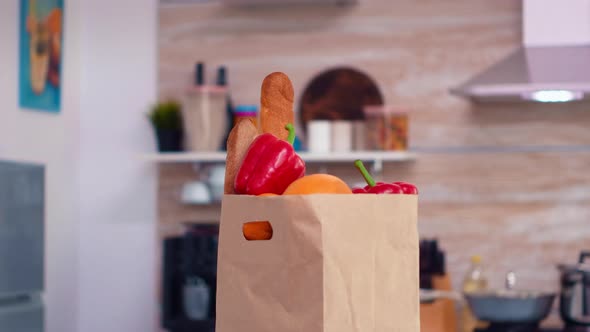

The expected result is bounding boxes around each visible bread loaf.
[224,119,259,194]
[260,72,295,141]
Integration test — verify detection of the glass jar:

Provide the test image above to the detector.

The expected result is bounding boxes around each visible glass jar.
[363,105,409,151]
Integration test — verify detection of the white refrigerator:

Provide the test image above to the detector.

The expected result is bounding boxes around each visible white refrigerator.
[0,161,44,331]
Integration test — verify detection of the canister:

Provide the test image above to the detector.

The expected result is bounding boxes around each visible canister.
[307,120,332,153]
[331,120,353,152]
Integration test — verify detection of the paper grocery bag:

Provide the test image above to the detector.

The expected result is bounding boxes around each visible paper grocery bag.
[216,194,419,332]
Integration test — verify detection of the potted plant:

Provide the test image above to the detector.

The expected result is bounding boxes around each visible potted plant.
[148,100,183,152]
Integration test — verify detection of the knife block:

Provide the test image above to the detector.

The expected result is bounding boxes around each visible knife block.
[420,274,457,332]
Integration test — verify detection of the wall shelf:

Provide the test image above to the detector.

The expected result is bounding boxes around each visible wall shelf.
[143,151,415,171]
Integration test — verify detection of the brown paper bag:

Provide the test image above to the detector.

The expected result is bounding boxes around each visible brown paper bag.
[216,194,419,332]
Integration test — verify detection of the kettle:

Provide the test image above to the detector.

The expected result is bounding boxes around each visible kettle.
[558,251,590,326]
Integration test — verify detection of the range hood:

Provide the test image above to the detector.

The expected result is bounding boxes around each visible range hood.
[451,0,590,102]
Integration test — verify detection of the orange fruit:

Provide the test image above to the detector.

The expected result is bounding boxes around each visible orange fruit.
[258,193,278,197]
[283,174,352,195]
[242,221,273,240]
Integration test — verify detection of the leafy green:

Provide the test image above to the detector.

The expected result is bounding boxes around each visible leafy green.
[148,100,182,130]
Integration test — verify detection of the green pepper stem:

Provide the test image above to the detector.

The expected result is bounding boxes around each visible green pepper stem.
[285,124,296,145]
[354,160,376,187]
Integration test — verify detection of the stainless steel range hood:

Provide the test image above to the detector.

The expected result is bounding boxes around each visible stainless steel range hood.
[450,45,590,102]
[451,0,590,103]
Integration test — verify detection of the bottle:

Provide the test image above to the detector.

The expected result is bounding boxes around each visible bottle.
[461,255,488,332]
[217,66,234,151]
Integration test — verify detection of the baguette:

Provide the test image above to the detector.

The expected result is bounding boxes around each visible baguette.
[260,72,295,141]
[224,119,259,194]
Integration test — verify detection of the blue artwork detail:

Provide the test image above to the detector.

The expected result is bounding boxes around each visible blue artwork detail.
[18,0,64,113]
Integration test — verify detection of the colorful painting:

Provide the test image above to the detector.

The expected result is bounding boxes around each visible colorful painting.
[19,0,63,113]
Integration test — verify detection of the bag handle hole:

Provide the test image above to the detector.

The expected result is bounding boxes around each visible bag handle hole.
[242,221,273,241]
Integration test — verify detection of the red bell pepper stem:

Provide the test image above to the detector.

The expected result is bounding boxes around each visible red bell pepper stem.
[285,124,296,145]
[354,160,376,187]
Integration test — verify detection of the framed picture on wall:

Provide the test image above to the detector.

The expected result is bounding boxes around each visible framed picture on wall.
[19,0,64,113]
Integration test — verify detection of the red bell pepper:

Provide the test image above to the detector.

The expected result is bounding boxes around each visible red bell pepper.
[234,124,305,195]
[352,160,418,194]
[393,181,419,195]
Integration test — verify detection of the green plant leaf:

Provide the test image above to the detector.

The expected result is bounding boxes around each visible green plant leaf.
[148,100,183,130]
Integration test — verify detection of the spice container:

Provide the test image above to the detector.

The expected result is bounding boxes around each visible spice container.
[233,104,258,127]
[363,106,409,151]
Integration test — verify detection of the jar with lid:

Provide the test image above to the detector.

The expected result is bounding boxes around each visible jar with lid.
[233,104,258,127]
[363,106,409,151]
